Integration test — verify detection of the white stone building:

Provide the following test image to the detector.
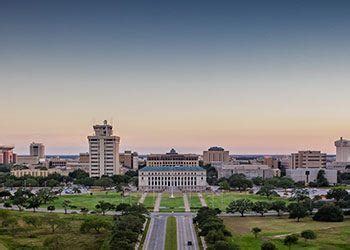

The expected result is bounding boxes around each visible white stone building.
[214,163,280,179]
[88,120,120,177]
[138,166,207,192]
[286,168,337,185]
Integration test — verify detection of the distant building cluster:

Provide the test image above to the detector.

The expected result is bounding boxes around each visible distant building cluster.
[3,119,350,190]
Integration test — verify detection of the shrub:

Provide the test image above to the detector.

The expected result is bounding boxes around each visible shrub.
[261,241,277,250]
[301,230,317,242]
[313,204,344,222]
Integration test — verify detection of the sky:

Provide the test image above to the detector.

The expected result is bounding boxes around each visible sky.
[1,0,350,155]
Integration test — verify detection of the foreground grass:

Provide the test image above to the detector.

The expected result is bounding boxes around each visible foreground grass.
[0,210,112,250]
[165,217,177,250]
[223,215,350,249]
[204,191,286,211]
[160,194,185,212]
[43,191,140,210]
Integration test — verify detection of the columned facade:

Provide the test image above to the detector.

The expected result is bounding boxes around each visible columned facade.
[138,166,207,192]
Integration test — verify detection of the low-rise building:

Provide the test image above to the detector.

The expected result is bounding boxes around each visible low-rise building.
[146,149,199,167]
[120,150,139,170]
[16,155,40,166]
[11,168,68,178]
[138,166,207,192]
[286,168,337,185]
[215,163,280,179]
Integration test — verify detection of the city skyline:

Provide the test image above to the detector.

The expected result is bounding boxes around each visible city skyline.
[1,1,350,154]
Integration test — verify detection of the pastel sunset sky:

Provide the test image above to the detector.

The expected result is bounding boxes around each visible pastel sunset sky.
[1,1,350,155]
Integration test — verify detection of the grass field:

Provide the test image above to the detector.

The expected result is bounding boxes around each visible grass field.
[0,210,112,250]
[43,191,140,211]
[187,193,202,210]
[142,193,158,210]
[160,194,185,212]
[204,191,286,211]
[223,215,350,249]
[165,217,177,250]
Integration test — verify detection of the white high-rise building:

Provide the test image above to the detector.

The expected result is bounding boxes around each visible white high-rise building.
[88,120,120,177]
[335,137,350,163]
[30,142,45,159]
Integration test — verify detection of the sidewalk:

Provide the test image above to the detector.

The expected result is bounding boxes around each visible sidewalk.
[198,193,207,207]
[139,192,147,204]
[153,193,162,212]
[183,193,190,212]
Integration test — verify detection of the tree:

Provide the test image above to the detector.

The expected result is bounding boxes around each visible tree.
[80,207,89,214]
[261,241,277,250]
[10,188,33,211]
[209,241,240,250]
[25,195,42,212]
[284,234,299,250]
[69,169,89,179]
[46,214,70,233]
[271,200,286,216]
[301,230,316,243]
[94,177,114,190]
[276,177,295,191]
[62,200,72,214]
[115,203,131,214]
[95,201,115,215]
[37,188,56,204]
[252,176,264,186]
[228,174,253,192]
[80,217,111,233]
[23,215,42,228]
[291,189,309,203]
[219,180,230,190]
[288,203,308,222]
[226,199,253,217]
[0,190,12,201]
[47,205,55,212]
[256,185,277,199]
[327,187,348,202]
[252,201,270,216]
[205,230,225,244]
[316,170,329,187]
[251,227,262,238]
[313,204,344,222]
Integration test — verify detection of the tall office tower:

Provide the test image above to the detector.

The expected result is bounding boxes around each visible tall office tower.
[290,150,326,169]
[335,137,350,163]
[88,120,120,177]
[30,142,45,158]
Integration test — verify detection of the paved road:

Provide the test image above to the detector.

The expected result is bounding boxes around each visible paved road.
[143,214,167,250]
[177,215,199,250]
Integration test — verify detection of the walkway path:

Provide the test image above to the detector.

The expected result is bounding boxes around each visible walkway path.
[138,192,147,204]
[198,193,207,207]
[153,193,162,212]
[183,193,191,212]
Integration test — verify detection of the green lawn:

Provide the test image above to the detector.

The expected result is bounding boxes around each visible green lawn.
[0,210,112,250]
[160,194,185,212]
[188,193,202,210]
[143,193,158,210]
[43,191,140,211]
[223,215,350,249]
[165,217,177,250]
[204,191,286,211]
